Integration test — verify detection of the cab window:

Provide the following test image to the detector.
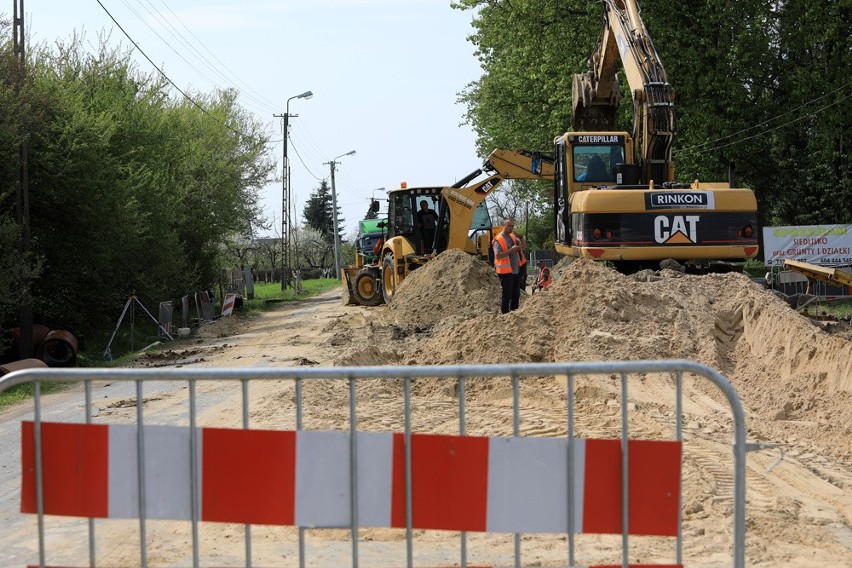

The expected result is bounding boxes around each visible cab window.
[574,145,625,182]
[470,200,492,231]
[389,193,414,236]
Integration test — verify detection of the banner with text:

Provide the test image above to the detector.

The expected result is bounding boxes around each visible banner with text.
[763,224,852,267]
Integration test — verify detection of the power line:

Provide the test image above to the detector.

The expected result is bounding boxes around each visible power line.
[289,137,327,182]
[676,82,851,154]
[95,0,260,143]
[149,0,282,113]
[129,0,280,116]
[119,0,277,119]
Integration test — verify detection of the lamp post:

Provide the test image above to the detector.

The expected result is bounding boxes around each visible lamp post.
[325,150,356,280]
[274,90,312,291]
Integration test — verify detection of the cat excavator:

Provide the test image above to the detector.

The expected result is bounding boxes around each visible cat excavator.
[553,0,759,271]
[343,149,554,306]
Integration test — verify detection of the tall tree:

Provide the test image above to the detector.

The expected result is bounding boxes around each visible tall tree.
[454,0,850,230]
[0,31,274,342]
[302,180,345,244]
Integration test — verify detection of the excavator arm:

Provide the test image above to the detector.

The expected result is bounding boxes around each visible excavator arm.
[484,149,555,181]
[572,0,674,184]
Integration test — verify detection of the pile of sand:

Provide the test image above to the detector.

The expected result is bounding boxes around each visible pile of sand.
[341,257,852,457]
[383,249,502,326]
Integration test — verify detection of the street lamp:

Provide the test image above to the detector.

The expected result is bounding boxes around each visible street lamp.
[325,150,356,280]
[274,90,313,291]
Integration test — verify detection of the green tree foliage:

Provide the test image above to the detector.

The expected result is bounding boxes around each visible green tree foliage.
[302,180,345,244]
[454,0,851,229]
[0,32,274,345]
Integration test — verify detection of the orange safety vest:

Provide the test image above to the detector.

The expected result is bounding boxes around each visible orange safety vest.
[492,233,517,275]
[539,266,552,287]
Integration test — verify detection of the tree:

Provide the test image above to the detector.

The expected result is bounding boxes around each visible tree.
[303,180,333,238]
[0,31,275,342]
[303,180,345,244]
[453,0,851,231]
[296,226,334,270]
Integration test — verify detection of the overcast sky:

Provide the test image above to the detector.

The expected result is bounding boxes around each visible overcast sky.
[21,0,483,239]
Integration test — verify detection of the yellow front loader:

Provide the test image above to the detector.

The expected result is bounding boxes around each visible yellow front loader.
[343,149,554,306]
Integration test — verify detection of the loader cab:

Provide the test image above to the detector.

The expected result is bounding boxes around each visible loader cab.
[467,202,495,259]
[387,187,445,255]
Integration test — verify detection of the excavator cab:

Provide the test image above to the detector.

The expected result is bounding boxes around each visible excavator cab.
[564,132,631,189]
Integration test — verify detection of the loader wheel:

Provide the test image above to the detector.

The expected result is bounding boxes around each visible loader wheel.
[353,271,383,306]
[382,254,396,304]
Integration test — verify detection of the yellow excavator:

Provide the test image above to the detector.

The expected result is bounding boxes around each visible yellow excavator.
[553,0,759,272]
[343,149,554,306]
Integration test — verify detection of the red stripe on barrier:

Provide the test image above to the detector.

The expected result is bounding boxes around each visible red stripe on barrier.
[582,439,681,536]
[391,433,489,531]
[201,428,296,525]
[21,422,108,518]
[628,440,682,535]
[594,565,683,568]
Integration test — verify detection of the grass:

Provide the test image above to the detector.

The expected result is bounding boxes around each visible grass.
[0,278,344,409]
[0,380,67,409]
[241,278,341,313]
[803,297,852,319]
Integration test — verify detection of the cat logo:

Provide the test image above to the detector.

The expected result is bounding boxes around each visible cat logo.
[654,215,700,244]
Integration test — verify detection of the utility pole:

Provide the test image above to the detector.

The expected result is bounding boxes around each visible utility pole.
[328,162,341,281]
[272,112,290,291]
[274,90,312,291]
[324,150,356,280]
[14,0,33,359]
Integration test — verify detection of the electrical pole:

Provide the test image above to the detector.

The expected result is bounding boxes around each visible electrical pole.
[14,0,33,359]
[274,90,312,291]
[328,161,341,281]
[325,150,355,280]
[272,112,290,291]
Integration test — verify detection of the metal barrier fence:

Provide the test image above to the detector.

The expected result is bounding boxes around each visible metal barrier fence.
[0,361,748,568]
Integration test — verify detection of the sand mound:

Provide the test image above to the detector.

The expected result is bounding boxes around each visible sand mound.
[383,249,502,326]
[384,258,852,456]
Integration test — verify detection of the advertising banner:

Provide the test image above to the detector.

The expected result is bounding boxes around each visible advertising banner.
[762,224,852,267]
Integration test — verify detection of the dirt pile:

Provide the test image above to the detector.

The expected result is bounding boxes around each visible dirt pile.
[383,248,502,326]
[356,257,852,456]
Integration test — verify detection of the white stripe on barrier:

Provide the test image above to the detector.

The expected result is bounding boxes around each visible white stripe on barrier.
[295,431,394,528]
[487,437,581,533]
[109,424,197,520]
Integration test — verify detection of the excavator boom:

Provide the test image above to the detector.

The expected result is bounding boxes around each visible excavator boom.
[485,149,555,181]
[572,0,674,183]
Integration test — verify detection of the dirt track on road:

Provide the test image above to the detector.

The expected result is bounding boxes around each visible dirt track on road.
[4,253,852,566]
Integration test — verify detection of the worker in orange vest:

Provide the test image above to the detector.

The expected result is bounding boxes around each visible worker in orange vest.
[533,260,553,293]
[492,218,523,313]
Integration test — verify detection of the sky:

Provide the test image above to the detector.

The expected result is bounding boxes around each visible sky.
[20,0,484,239]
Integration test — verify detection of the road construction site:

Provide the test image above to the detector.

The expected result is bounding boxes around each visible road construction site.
[2,252,848,567]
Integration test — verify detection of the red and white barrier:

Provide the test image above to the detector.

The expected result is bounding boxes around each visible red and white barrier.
[22,422,680,536]
[221,292,237,316]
